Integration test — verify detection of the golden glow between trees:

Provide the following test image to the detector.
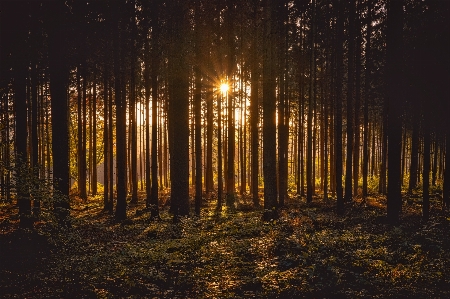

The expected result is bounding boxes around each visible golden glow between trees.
[220,83,229,94]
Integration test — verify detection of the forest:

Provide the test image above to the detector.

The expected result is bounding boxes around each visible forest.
[1,0,449,297]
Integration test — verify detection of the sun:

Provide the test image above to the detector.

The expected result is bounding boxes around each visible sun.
[220,83,229,93]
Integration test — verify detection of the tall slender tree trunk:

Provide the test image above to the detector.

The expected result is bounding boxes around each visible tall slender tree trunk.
[218,91,223,210]
[443,124,450,209]
[113,3,127,221]
[206,88,213,192]
[362,0,374,199]
[82,71,88,200]
[151,3,160,219]
[251,0,260,207]
[103,65,110,211]
[48,1,70,226]
[386,0,404,224]
[130,37,138,204]
[77,70,86,200]
[362,1,371,198]
[262,0,278,220]
[170,0,190,220]
[423,116,430,221]
[408,115,419,193]
[335,0,344,215]
[144,35,151,209]
[345,0,355,202]
[277,1,288,208]
[30,63,40,215]
[306,0,316,204]
[353,3,361,198]
[92,79,97,195]
[194,4,202,216]
[432,137,438,186]
[226,0,236,207]
[324,87,329,201]
[108,83,114,212]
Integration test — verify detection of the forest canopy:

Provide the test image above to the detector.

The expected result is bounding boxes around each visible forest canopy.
[1,0,449,225]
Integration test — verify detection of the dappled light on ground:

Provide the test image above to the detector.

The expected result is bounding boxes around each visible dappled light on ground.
[0,193,449,298]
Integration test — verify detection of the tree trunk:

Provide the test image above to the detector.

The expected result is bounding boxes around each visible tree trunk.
[170,0,190,220]
[82,70,88,199]
[206,88,213,192]
[113,3,127,221]
[335,0,344,215]
[92,79,97,195]
[144,34,151,209]
[130,42,138,204]
[386,0,404,224]
[353,2,362,198]
[306,0,316,204]
[362,0,372,198]
[432,137,438,186]
[218,90,224,210]
[103,65,109,211]
[151,4,160,219]
[443,124,450,209]
[226,0,235,208]
[251,0,260,207]
[194,4,202,216]
[262,0,278,220]
[345,0,355,202]
[277,1,288,207]
[422,117,430,221]
[408,116,419,193]
[48,1,70,226]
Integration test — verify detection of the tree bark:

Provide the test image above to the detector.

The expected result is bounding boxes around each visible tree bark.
[306,0,316,204]
[345,0,355,202]
[151,2,160,219]
[170,0,190,220]
[386,0,404,224]
[194,3,202,216]
[335,0,344,215]
[48,1,70,226]
[262,0,278,220]
[251,0,260,207]
[113,2,127,221]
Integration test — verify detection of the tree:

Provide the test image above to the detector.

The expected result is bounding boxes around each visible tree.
[151,0,161,220]
[408,110,419,194]
[335,0,344,215]
[169,0,190,220]
[262,0,278,220]
[194,0,203,216]
[226,0,236,208]
[422,113,430,221]
[250,0,260,207]
[277,0,289,207]
[129,2,138,205]
[91,78,98,195]
[113,1,127,221]
[306,0,316,204]
[386,0,404,224]
[47,1,70,226]
[344,0,356,202]
[103,62,110,211]
[362,0,372,198]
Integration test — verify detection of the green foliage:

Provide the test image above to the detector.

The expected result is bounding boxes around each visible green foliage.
[2,197,449,298]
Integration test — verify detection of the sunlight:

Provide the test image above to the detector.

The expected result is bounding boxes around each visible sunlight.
[220,83,229,93]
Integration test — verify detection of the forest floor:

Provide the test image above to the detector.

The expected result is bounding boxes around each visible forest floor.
[0,191,449,298]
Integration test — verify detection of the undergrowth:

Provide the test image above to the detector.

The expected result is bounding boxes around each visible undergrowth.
[0,193,449,298]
